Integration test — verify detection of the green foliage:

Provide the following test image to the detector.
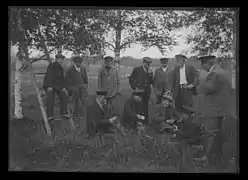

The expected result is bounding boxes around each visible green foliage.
[182,8,237,57]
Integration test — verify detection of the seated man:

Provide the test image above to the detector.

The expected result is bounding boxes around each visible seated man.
[86,89,118,137]
[120,89,146,132]
[43,52,68,120]
[64,55,88,119]
[149,89,181,134]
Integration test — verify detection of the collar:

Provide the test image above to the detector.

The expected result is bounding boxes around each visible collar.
[209,65,215,74]
[180,64,186,70]
[96,99,104,110]
[142,65,148,72]
[161,66,167,71]
[74,64,80,72]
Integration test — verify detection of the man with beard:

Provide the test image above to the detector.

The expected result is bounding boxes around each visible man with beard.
[129,57,154,124]
[64,55,88,120]
[98,56,120,98]
[153,58,174,104]
[172,54,199,114]
[120,89,146,132]
[195,55,232,166]
[86,89,118,137]
[43,52,68,120]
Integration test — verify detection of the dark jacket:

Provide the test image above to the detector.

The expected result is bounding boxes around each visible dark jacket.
[120,98,145,131]
[43,62,65,90]
[64,65,88,89]
[86,99,116,136]
[172,64,199,98]
[129,66,153,95]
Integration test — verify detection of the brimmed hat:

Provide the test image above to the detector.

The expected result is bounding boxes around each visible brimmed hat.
[72,55,83,63]
[175,54,187,60]
[95,89,108,96]
[55,53,65,59]
[160,58,169,63]
[198,55,216,64]
[104,56,114,62]
[143,57,152,64]
[132,88,145,96]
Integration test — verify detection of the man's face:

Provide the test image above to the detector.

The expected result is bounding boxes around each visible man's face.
[133,95,142,102]
[201,62,212,72]
[97,95,106,104]
[177,58,186,67]
[143,62,150,69]
[161,61,168,68]
[105,61,113,68]
[56,58,63,65]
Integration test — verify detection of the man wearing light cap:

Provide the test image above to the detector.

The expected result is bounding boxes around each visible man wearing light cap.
[172,54,199,114]
[97,56,120,98]
[153,57,174,104]
[64,55,88,120]
[129,57,154,123]
[195,55,232,165]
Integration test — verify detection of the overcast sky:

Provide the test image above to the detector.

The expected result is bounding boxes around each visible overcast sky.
[11,27,193,59]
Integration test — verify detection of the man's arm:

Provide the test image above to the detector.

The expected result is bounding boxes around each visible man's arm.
[97,68,103,89]
[152,69,158,88]
[129,67,138,90]
[43,64,53,90]
[197,72,217,95]
[191,65,200,87]
[82,66,89,84]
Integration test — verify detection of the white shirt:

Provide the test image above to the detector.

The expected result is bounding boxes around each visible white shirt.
[96,99,103,110]
[179,64,188,85]
[74,64,81,72]
[162,66,167,72]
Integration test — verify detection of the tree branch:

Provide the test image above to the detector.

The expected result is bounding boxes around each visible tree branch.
[104,41,115,51]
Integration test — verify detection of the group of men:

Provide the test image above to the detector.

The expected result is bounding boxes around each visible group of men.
[43,51,232,165]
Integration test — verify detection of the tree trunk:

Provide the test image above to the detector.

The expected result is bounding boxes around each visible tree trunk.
[114,10,122,69]
[14,54,23,119]
[17,9,51,136]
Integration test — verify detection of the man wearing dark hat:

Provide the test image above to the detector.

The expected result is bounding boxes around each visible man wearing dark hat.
[172,54,199,114]
[98,56,120,98]
[43,52,68,120]
[86,89,118,137]
[129,57,154,122]
[120,89,146,131]
[64,55,88,119]
[195,55,232,165]
[153,58,174,104]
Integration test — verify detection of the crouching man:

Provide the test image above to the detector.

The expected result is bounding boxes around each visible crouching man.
[149,89,181,134]
[120,89,147,132]
[43,52,68,120]
[64,55,88,120]
[86,89,119,137]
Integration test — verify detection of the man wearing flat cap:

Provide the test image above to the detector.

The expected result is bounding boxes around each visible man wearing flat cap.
[129,57,154,123]
[172,54,199,113]
[120,89,146,132]
[86,89,118,137]
[195,55,232,165]
[98,56,120,98]
[64,55,88,120]
[43,52,68,120]
[153,57,174,104]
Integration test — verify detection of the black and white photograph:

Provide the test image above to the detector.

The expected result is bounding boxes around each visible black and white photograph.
[9,6,238,173]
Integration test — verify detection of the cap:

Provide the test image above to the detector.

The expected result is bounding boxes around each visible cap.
[95,89,108,96]
[198,55,216,64]
[72,55,83,63]
[143,57,152,64]
[132,88,145,96]
[55,53,65,59]
[160,58,169,62]
[104,56,114,62]
[175,54,187,59]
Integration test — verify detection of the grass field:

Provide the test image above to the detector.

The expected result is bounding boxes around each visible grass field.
[9,59,238,172]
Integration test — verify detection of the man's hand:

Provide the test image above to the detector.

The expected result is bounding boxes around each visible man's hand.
[109,116,117,123]
[47,87,53,92]
[137,114,145,120]
[62,88,68,95]
[187,84,194,89]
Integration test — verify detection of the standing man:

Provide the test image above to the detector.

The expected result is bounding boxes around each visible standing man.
[129,57,153,124]
[172,54,199,113]
[43,52,68,120]
[98,56,120,98]
[153,58,174,104]
[64,55,88,120]
[196,55,232,165]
